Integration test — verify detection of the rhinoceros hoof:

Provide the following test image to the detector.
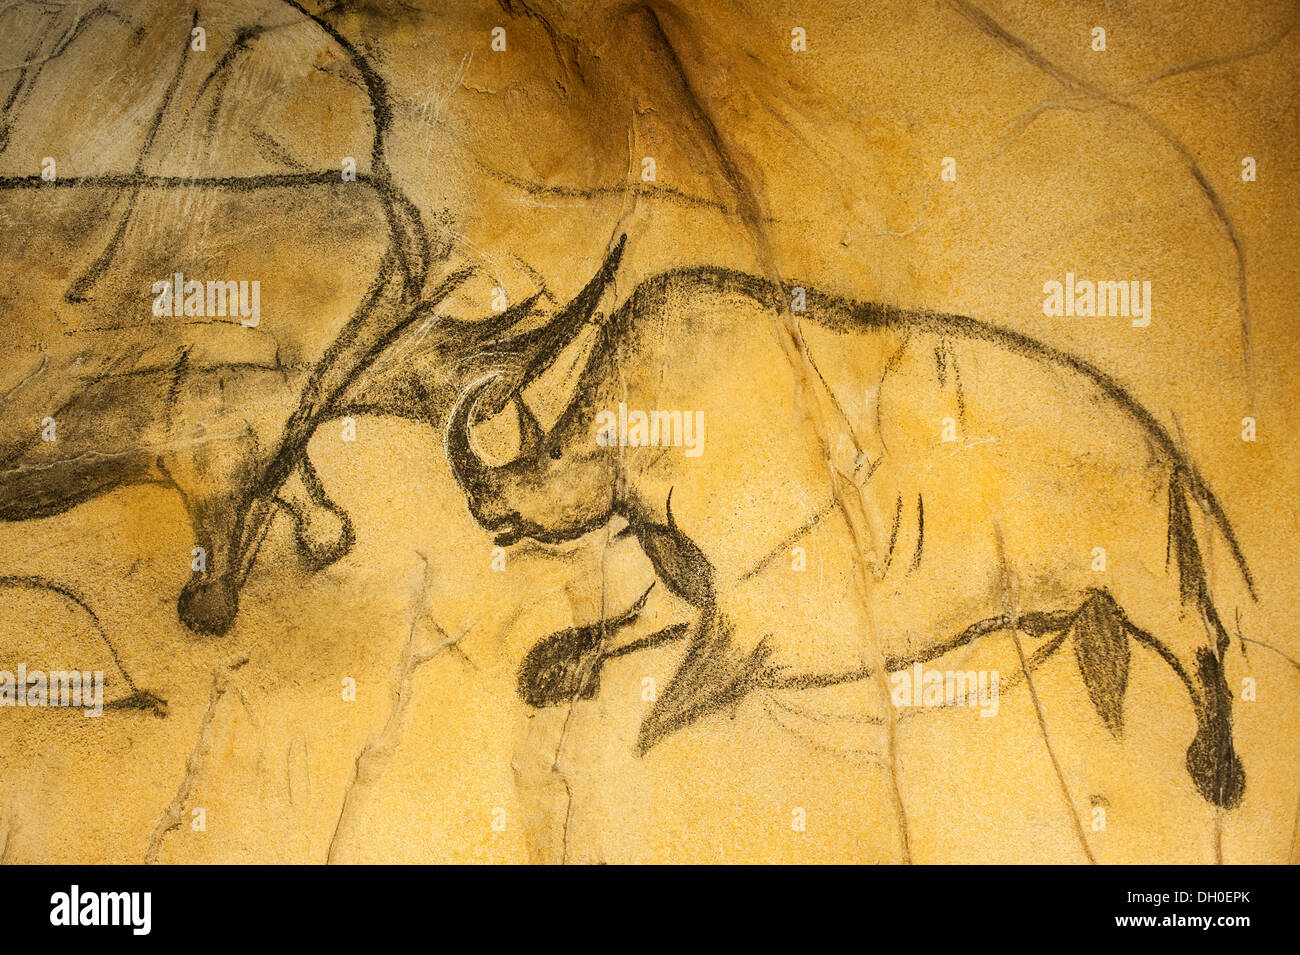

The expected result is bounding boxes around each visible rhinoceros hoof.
[1186,723,1246,809]
[294,503,355,570]
[177,577,240,636]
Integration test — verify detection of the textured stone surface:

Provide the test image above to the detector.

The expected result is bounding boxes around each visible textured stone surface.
[0,0,1296,864]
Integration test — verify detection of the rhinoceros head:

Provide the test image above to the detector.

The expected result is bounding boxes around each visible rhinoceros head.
[446,235,626,545]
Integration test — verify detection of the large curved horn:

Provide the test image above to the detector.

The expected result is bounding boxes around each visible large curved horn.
[492,233,627,395]
[447,235,627,490]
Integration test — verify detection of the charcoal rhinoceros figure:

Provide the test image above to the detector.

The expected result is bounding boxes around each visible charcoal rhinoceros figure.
[447,239,1252,810]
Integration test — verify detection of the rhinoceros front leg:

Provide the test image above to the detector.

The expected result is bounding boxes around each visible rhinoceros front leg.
[0,370,167,522]
[165,425,260,637]
[626,489,777,753]
[0,440,159,523]
[635,602,774,754]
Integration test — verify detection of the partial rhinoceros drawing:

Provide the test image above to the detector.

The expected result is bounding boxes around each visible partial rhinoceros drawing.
[0,0,437,635]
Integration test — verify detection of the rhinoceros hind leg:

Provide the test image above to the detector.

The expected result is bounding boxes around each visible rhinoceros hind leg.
[1100,578,1246,809]
[277,457,355,569]
[1066,589,1132,739]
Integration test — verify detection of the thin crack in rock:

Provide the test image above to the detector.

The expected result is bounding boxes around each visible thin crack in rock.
[143,658,244,864]
[326,553,467,863]
[547,525,618,865]
[991,516,1096,864]
[1290,785,1300,864]
[636,1,914,861]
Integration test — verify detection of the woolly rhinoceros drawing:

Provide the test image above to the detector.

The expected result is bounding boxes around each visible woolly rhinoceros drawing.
[447,238,1252,809]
